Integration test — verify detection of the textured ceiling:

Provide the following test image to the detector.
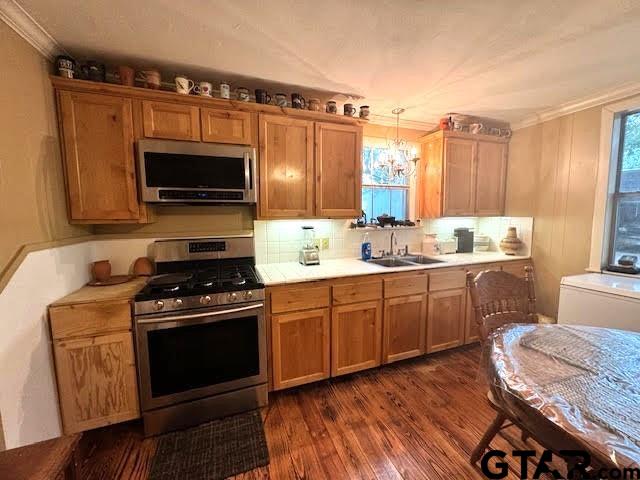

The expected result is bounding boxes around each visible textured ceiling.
[19,0,640,126]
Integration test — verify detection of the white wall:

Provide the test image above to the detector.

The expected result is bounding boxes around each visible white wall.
[0,242,92,448]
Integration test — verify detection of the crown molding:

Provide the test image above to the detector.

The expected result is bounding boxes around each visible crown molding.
[0,0,63,59]
[368,113,435,131]
[512,81,640,131]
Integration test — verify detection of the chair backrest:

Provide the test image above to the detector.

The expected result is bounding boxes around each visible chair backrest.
[466,265,537,342]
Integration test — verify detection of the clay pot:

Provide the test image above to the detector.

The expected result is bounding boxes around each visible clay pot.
[133,257,154,276]
[91,260,112,282]
[500,227,523,256]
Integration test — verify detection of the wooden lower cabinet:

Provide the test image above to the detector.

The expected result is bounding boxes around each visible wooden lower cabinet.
[331,300,382,376]
[271,308,330,390]
[501,260,532,278]
[426,288,467,353]
[383,294,427,364]
[52,331,139,434]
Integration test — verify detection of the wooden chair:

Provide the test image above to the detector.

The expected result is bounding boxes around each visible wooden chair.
[467,265,538,464]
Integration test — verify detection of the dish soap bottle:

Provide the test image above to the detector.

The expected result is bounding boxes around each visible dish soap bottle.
[361,232,372,260]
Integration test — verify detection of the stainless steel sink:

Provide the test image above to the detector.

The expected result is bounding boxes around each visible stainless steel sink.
[402,255,445,265]
[366,257,417,268]
[364,255,446,268]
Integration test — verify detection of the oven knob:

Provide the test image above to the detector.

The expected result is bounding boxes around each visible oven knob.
[154,300,164,311]
[200,295,212,305]
[228,292,238,302]
[244,291,253,300]
[174,298,183,307]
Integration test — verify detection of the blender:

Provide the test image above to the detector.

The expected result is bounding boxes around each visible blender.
[299,226,320,265]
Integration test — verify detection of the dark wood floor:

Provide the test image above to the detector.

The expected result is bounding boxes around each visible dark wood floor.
[78,346,561,479]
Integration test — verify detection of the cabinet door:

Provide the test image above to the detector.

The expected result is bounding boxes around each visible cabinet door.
[315,122,362,217]
[475,141,507,215]
[271,308,330,390]
[443,138,476,216]
[259,114,314,218]
[383,294,427,364]
[201,108,252,145]
[417,137,444,218]
[53,332,140,434]
[142,101,200,141]
[331,300,382,376]
[426,288,466,353]
[58,91,141,221]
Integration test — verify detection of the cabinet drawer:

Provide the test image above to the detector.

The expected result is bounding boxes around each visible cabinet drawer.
[50,300,132,340]
[429,269,466,292]
[271,285,330,314]
[332,279,382,305]
[384,274,429,298]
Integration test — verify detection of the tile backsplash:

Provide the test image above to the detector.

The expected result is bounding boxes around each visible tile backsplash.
[254,217,533,264]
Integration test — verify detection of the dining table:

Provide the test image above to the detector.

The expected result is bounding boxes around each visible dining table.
[488,323,640,469]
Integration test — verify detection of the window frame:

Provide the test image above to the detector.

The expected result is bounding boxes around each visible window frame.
[589,96,640,273]
[606,110,640,265]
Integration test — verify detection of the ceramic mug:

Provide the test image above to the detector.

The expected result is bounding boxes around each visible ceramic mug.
[118,66,135,86]
[56,55,75,78]
[470,123,484,134]
[359,105,370,119]
[291,93,306,109]
[175,76,195,94]
[344,103,356,116]
[308,98,321,111]
[326,100,337,114]
[219,82,230,99]
[194,81,213,97]
[138,70,161,89]
[237,87,250,101]
[255,89,272,104]
[275,93,287,107]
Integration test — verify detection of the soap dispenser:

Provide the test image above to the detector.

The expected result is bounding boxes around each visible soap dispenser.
[361,232,372,260]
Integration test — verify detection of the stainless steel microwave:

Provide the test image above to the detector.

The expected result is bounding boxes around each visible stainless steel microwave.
[137,139,256,204]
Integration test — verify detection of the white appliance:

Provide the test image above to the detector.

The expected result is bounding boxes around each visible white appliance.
[558,273,640,332]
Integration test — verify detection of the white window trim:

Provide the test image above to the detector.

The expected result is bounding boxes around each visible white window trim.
[588,95,640,272]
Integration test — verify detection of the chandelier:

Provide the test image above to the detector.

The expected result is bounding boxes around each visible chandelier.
[374,108,419,180]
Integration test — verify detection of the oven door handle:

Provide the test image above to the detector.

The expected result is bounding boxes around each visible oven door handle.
[136,303,264,325]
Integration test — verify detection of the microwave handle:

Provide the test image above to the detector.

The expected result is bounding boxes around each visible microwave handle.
[244,152,251,192]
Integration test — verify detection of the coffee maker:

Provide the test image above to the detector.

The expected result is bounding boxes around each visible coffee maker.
[453,228,474,253]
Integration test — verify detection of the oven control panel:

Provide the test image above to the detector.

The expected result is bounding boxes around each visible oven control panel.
[135,289,265,316]
[188,241,226,253]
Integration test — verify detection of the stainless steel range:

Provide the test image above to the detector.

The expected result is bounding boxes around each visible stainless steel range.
[134,236,267,436]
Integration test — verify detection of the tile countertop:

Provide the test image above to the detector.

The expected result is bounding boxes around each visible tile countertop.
[257,252,530,286]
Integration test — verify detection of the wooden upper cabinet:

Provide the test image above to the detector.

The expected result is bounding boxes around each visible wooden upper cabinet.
[475,141,508,215]
[201,108,252,145]
[315,122,362,218]
[258,114,314,218]
[142,100,200,141]
[58,91,143,222]
[443,137,476,216]
[417,131,509,218]
[331,300,382,376]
